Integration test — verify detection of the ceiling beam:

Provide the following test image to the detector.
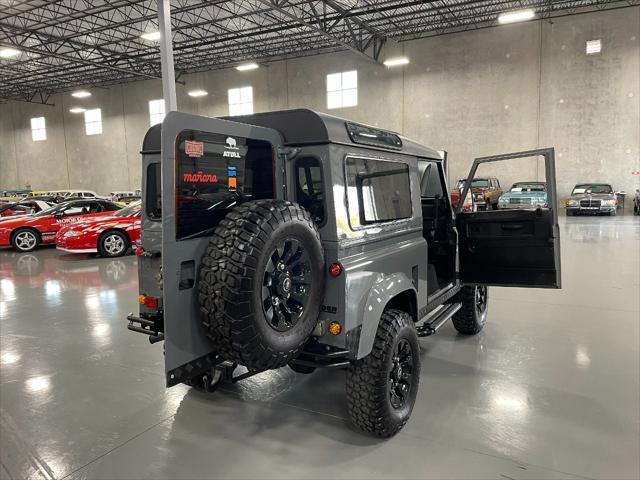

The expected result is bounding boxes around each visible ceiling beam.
[251,0,387,62]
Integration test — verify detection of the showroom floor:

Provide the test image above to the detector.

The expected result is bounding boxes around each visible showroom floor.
[1,215,638,480]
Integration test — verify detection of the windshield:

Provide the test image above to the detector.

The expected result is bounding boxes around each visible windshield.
[33,203,66,216]
[511,182,546,192]
[114,201,141,217]
[572,183,612,195]
[457,179,490,189]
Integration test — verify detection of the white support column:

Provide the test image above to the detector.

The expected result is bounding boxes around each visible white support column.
[157,0,177,112]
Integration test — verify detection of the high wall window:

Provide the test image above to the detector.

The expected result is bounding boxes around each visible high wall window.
[149,99,165,125]
[84,108,103,135]
[30,117,46,141]
[228,86,253,116]
[326,70,357,109]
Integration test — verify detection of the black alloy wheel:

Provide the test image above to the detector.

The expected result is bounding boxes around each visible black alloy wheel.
[262,239,312,332]
[389,338,415,409]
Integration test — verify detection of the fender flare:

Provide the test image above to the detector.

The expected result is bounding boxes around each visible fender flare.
[356,272,417,359]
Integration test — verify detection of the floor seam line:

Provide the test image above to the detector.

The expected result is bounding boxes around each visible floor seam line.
[58,413,176,480]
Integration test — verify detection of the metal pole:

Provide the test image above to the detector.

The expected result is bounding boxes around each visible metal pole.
[157,0,177,112]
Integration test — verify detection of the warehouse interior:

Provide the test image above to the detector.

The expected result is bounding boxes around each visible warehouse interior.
[1,1,639,479]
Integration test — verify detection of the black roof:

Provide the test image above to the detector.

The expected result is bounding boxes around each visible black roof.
[142,109,441,160]
[227,109,441,159]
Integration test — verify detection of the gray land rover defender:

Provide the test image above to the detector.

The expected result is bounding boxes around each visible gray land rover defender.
[128,110,561,437]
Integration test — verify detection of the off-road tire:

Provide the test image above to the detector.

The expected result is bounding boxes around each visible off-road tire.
[289,363,316,374]
[98,230,130,257]
[11,228,40,252]
[451,285,488,335]
[346,309,420,437]
[198,200,324,371]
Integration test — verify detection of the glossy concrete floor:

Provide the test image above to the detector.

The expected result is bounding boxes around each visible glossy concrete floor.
[1,216,639,480]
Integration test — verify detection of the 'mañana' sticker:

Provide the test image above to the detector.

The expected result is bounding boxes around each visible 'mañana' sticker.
[185,140,204,157]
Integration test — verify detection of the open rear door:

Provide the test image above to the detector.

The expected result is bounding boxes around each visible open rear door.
[160,112,283,386]
[456,148,561,288]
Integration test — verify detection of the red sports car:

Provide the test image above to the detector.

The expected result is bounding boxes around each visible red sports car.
[56,202,141,257]
[0,199,121,252]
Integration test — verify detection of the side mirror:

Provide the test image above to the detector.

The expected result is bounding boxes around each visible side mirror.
[54,212,64,218]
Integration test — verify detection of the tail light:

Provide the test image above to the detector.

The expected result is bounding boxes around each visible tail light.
[138,294,158,309]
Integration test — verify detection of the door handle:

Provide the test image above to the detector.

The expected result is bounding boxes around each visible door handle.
[501,223,523,230]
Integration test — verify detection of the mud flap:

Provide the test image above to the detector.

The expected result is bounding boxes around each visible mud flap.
[160,112,283,387]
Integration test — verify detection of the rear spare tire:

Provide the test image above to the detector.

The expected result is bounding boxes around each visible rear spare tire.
[198,200,324,371]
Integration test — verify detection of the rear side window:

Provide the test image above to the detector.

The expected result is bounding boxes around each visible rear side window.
[146,163,161,220]
[295,157,325,225]
[346,157,411,228]
[175,130,274,240]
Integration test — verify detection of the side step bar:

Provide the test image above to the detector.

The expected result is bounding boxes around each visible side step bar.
[416,302,462,337]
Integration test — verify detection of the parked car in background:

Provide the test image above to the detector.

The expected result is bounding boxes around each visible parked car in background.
[0,198,121,252]
[450,188,475,212]
[1,189,31,198]
[109,191,135,201]
[111,193,141,206]
[455,177,502,210]
[59,189,103,200]
[498,182,548,209]
[25,195,58,204]
[0,200,53,218]
[56,201,141,257]
[565,183,617,216]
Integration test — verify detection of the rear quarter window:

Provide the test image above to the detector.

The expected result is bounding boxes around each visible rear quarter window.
[345,156,412,229]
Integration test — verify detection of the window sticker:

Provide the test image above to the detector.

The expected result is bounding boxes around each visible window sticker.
[185,140,204,157]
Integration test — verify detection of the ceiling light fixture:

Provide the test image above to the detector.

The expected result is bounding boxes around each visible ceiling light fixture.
[0,47,20,58]
[498,9,535,24]
[69,107,86,114]
[141,31,161,41]
[236,62,259,71]
[383,57,410,67]
[188,89,208,97]
[71,90,91,98]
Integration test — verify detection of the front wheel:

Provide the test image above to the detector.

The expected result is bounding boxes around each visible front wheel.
[98,231,130,257]
[452,285,488,335]
[346,309,420,437]
[11,228,40,252]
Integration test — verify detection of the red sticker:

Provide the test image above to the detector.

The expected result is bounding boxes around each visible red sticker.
[185,140,204,157]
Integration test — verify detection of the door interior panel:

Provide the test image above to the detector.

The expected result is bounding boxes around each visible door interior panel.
[457,209,559,287]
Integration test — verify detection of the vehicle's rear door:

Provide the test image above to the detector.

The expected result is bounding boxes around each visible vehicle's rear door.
[456,148,561,288]
[160,112,284,386]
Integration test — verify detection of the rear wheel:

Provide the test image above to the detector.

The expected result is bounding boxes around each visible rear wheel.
[11,228,40,252]
[346,309,420,437]
[98,230,130,257]
[452,285,488,335]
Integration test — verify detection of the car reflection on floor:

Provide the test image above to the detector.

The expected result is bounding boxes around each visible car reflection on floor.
[0,247,137,290]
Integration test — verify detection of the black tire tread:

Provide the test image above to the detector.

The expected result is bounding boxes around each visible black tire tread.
[346,309,419,437]
[198,199,322,371]
[451,286,486,335]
